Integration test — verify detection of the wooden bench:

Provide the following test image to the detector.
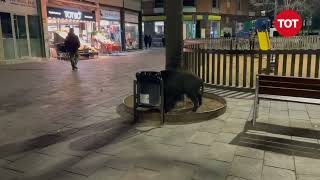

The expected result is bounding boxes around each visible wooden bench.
[252,75,320,125]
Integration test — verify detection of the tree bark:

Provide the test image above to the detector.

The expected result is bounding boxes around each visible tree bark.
[165,0,183,70]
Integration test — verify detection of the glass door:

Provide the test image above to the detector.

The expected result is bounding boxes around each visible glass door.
[0,12,15,60]
[14,15,29,58]
[28,15,42,57]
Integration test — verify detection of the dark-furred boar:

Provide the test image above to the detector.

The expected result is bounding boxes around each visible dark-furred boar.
[161,70,204,112]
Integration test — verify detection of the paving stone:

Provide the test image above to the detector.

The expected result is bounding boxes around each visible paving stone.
[0,168,23,180]
[88,166,124,180]
[193,159,230,180]
[226,176,250,180]
[297,175,320,180]
[5,152,79,177]
[288,102,307,111]
[155,162,196,180]
[146,127,173,138]
[230,156,263,180]
[0,159,10,167]
[215,132,238,143]
[269,110,289,119]
[198,120,224,134]
[234,106,252,112]
[270,101,288,111]
[188,132,217,146]
[258,107,269,115]
[235,146,264,159]
[117,167,160,180]
[289,110,309,120]
[65,152,111,176]
[225,118,248,123]
[262,166,295,180]
[295,156,320,176]
[207,142,236,162]
[290,120,312,129]
[159,130,190,147]
[308,111,320,119]
[103,155,136,171]
[256,115,269,123]
[222,122,245,134]
[176,143,210,165]
[230,111,250,120]
[264,152,294,170]
[50,171,87,180]
[38,134,92,157]
[268,118,290,126]
[259,100,271,108]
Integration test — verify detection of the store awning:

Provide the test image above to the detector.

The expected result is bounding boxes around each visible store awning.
[143,15,221,21]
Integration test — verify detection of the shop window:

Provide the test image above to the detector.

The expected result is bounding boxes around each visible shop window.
[154,0,164,8]
[213,0,219,8]
[154,21,164,34]
[14,15,27,39]
[0,12,13,38]
[125,23,139,49]
[183,0,195,7]
[28,16,41,39]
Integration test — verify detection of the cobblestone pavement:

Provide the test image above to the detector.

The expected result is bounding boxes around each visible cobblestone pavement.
[1,49,320,180]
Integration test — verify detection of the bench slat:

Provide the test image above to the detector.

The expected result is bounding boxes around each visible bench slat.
[259,86,320,99]
[259,75,320,84]
[259,80,320,90]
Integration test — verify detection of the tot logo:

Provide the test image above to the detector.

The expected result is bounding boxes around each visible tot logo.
[275,10,302,37]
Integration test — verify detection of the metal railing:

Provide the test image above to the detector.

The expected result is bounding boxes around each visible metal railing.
[183,48,320,90]
[184,36,320,50]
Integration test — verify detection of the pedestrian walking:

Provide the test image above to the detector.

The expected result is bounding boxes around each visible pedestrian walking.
[148,35,152,48]
[144,34,148,49]
[65,28,80,70]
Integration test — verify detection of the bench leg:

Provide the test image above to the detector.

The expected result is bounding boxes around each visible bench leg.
[252,96,259,126]
[252,76,259,126]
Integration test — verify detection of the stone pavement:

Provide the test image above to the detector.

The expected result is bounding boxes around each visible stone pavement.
[1,49,320,180]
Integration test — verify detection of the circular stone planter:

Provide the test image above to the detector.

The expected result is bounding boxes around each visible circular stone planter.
[122,93,227,123]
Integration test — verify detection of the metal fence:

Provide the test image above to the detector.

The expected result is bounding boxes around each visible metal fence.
[184,36,320,50]
[183,48,320,90]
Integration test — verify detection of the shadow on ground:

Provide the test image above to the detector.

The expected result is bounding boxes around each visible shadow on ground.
[0,105,140,159]
[231,121,320,159]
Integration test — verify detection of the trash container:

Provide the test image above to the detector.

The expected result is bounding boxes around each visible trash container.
[136,71,162,106]
[134,71,164,123]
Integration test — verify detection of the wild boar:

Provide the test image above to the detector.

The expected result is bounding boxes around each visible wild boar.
[161,70,204,112]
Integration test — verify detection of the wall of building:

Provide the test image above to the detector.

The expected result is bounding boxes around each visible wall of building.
[99,0,123,7]
[124,0,141,11]
[196,0,212,13]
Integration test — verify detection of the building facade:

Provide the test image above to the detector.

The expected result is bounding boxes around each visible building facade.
[41,0,142,58]
[0,0,44,62]
[0,0,142,62]
[142,0,256,42]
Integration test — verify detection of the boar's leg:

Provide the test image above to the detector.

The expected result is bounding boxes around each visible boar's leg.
[164,95,176,113]
[187,93,199,112]
[197,93,202,106]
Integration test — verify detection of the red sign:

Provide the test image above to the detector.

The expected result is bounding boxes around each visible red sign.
[274,10,302,37]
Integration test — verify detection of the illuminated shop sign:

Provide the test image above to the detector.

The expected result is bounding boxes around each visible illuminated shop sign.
[101,10,120,21]
[47,7,95,21]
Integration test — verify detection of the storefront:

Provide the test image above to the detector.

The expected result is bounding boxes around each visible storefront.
[97,9,122,53]
[143,15,221,40]
[125,11,139,50]
[46,7,98,58]
[0,1,43,62]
